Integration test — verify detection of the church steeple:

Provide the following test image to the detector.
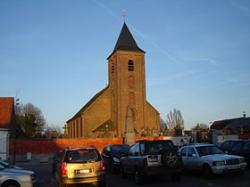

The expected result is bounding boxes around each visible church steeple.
[108,23,144,59]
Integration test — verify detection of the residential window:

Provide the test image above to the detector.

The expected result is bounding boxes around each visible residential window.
[128,60,134,71]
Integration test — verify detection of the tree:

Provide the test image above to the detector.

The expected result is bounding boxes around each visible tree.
[15,103,46,138]
[166,109,184,136]
[43,125,63,138]
[191,123,209,142]
[160,117,167,135]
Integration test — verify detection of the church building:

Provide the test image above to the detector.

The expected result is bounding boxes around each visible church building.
[66,23,160,138]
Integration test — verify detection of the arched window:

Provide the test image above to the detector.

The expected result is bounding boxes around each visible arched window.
[128,60,134,71]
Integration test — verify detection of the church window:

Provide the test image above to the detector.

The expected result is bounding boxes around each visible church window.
[128,60,134,71]
[111,63,114,73]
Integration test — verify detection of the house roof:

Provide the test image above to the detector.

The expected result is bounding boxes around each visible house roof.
[210,117,250,130]
[0,97,14,128]
[225,117,250,129]
[107,22,144,59]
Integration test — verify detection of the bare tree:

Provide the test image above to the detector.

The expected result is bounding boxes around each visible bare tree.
[160,117,167,135]
[16,103,46,137]
[44,125,63,138]
[166,109,184,136]
[192,123,209,142]
[192,123,209,131]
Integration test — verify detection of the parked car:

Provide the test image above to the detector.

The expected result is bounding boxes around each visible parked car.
[120,140,182,184]
[220,140,242,153]
[0,163,36,187]
[220,140,250,166]
[101,144,129,173]
[179,144,247,178]
[52,150,64,176]
[54,146,106,187]
[0,160,23,170]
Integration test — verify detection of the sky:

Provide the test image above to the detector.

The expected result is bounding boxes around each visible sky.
[0,0,250,130]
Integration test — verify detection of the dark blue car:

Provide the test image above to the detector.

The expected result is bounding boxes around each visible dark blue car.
[101,144,130,173]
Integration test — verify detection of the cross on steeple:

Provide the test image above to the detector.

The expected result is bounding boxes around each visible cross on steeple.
[122,9,127,21]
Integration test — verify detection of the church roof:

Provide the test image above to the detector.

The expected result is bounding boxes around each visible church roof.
[107,22,144,59]
[66,87,109,123]
[92,120,116,132]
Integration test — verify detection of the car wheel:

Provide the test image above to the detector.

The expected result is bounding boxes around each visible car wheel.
[120,165,127,179]
[203,165,213,179]
[134,170,143,185]
[161,150,179,168]
[2,181,20,187]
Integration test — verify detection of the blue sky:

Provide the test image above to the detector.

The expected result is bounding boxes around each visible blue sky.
[0,0,249,129]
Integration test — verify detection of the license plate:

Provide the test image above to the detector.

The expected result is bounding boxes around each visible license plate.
[228,165,239,170]
[75,169,91,174]
[148,158,158,162]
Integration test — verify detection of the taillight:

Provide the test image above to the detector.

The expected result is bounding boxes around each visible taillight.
[100,160,106,171]
[61,162,68,176]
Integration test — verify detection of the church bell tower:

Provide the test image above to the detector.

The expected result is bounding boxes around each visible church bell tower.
[107,23,147,138]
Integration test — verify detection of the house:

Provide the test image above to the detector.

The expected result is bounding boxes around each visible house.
[66,23,160,139]
[0,97,15,160]
[210,114,250,143]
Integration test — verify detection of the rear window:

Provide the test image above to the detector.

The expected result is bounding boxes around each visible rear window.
[65,149,100,163]
[112,145,129,154]
[144,141,175,155]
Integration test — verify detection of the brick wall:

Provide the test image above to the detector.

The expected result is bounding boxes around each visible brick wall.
[9,138,123,154]
[9,137,164,155]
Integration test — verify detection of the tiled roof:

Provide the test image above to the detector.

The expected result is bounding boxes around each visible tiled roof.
[0,97,14,128]
[66,87,109,123]
[210,119,235,130]
[107,22,144,59]
[210,117,250,130]
[92,120,116,132]
[225,117,250,129]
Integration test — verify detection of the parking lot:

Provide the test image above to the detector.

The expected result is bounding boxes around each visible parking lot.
[17,162,250,187]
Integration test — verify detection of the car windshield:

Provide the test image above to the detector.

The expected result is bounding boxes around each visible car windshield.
[145,141,175,155]
[65,149,100,163]
[0,160,10,168]
[196,146,224,156]
[112,145,129,154]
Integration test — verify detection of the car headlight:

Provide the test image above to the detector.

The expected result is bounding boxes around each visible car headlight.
[213,161,225,166]
[31,173,36,182]
[113,157,120,163]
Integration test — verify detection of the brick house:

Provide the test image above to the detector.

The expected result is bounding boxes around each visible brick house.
[0,97,15,160]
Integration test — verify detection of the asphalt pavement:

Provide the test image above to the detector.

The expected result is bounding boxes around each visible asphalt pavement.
[17,162,250,187]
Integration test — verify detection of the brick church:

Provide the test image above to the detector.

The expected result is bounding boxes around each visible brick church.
[66,23,160,138]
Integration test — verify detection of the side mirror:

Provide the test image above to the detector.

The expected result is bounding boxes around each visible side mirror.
[192,154,197,157]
